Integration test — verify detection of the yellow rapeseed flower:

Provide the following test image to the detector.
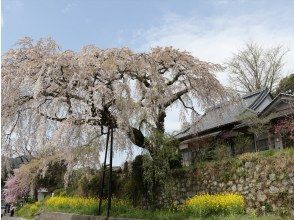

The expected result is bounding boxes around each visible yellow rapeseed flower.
[182,193,245,216]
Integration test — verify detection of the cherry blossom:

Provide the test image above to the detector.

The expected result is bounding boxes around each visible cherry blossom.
[2,37,229,177]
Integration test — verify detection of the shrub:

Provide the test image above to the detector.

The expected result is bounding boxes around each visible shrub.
[17,202,41,218]
[182,193,245,217]
[213,144,230,160]
[129,155,147,205]
[142,132,180,209]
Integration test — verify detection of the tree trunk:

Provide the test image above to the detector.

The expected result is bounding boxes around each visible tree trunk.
[34,187,38,201]
[155,111,166,133]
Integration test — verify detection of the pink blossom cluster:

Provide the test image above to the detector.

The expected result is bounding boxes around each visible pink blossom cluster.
[273,117,294,140]
[3,173,30,203]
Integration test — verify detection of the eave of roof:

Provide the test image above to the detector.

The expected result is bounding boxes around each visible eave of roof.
[242,87,271,99]
[178,121,239,141]
[258,93,294,117]
[181,131,221,144]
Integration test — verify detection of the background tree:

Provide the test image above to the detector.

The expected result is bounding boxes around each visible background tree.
[3,158,67,202]
[36,161,67,193]
[142,132,180,209]
[226,42,288,93]
[3,174,30,203]
[123,155,147,206]
[2,37,229,185]
[274,73,294,96]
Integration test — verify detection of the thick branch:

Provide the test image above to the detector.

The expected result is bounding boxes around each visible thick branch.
[155,111,166,132]
[164,88,189,108]
[166,71,184,86]
[179,97,199,114]
[39,112,67,122]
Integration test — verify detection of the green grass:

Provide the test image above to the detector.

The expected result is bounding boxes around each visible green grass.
[17,197,293,220]
[192,147,294,171]
[255,147,294,158]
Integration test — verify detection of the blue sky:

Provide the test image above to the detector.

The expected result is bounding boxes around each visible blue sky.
[2,0,294,87]
[2,0,294,54]
[2,0,294,164]
[2,0,218,51]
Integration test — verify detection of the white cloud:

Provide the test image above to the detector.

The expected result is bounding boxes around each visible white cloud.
[62,2,77,14]
[136,11,294,85]
[165,107,181,132]
[132,9,294,133]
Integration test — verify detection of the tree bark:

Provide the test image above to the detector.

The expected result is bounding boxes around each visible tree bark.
[155,111,166,133]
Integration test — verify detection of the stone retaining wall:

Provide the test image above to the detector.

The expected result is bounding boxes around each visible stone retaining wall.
[162,150,294,215]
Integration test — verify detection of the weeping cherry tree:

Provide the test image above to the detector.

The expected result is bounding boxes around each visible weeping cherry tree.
[2,37,229,185]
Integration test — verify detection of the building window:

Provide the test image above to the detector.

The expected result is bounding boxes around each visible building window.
[282,136,294,148]
[256,138,269,151]
[182,150,192,166]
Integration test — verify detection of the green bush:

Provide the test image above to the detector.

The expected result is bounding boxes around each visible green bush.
[17,202,41,218]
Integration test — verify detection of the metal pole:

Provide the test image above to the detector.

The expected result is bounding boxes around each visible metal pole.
[107,127,114,218]
[98,127,110,215]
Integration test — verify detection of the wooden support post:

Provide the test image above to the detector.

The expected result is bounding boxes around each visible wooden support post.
[98,127,110,216]
[98,126,114,219]
[107,127,114,218]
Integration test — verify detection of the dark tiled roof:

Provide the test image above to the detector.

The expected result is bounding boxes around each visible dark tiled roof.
[259,93,294,114]
[177,88,271,140]
[258,93,294,117]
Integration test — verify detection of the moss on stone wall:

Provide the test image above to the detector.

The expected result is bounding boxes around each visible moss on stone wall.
[165,148,294,216]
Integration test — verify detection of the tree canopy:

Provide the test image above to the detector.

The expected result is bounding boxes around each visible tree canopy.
[226,42,287,93]
[275,73,294,96]
[2,37,228,175]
